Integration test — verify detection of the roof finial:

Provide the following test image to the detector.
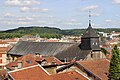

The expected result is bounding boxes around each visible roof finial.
[89,9,92,27]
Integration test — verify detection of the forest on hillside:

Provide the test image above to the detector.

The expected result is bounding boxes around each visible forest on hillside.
[0,26,120,39]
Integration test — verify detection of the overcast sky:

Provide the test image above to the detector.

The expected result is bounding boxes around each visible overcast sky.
[0,0,120,30]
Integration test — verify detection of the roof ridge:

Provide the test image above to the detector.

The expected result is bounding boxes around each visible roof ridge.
[8,64,51,76]
[75,70,91,80]
[8,64,39,73]
[76,62,102,80]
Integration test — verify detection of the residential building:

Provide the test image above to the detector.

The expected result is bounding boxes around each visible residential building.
[8,64,90,80]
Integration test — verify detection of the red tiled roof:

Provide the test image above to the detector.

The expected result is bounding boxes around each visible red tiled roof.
[79,59,110,80]
[50,70,89,80]
[6,54,63,70]
[0,47,10,52]
[8,65,51,80]
[8,64,90,80]
[0,69,7,79]
[106,54,112,60]
[0,41,9,44]
[2,38,19,42]
[6,54,43,69]
[45,57,63,64]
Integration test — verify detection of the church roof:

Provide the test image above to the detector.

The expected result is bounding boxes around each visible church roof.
[8,41,75,56]
[8,41,91,61]
[82,26,99,38]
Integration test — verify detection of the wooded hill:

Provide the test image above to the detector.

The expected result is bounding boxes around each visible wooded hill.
[0,26,120,39]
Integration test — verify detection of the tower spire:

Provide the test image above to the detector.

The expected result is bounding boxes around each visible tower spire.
[89,10,92,27]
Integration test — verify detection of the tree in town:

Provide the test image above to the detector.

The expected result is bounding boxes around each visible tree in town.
[109,45,120,80]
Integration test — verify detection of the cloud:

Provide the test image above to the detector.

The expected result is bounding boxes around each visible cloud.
[17,21,31,25]
[36,20,47,24]
[4,13,16,17]
[5,0,21,6]
[63,19,82,26]
[5,0,40,6]
[64,22,82,26]
[21,7,49,12]
[21,7,30,12]
[81,5,98,11]
[91,13,100,16]
[17,17,33,21]
[113,0,120,4]
[32,8,49,12]
[105,19,112,23]
[0,21,13,25]
[105,19,120,27]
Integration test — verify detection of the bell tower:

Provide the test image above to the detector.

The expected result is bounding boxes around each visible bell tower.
[80,10,101,51]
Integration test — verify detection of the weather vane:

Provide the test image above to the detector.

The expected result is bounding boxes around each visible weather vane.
[89,9,92,27]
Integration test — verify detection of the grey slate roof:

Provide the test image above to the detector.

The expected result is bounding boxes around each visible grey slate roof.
[82,26,98,38]
[8,41,91,60]
[55,44,91,60]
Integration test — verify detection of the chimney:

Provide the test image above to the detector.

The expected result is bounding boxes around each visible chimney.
[52,58,56,65]
[17,60,22,69]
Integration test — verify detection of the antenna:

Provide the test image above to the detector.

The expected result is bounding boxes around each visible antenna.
[89,9,92,27]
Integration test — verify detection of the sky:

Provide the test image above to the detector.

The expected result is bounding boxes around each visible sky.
[0,0,120,30]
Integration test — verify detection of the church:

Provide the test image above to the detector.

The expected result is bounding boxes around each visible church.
[7,14,106,61]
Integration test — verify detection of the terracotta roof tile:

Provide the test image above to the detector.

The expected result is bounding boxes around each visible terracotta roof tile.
[8,64,90,80]
[4,38,18,42]
[8,65,51,80]
[106,54,112,60]
[6,54,63,70]
[6,54,42,70]
[45,57,63,65]
[0,47,9,52]
[50,70,89,80]
[0,41,9,44]
[78,59,110,80]
[0,69,7,79]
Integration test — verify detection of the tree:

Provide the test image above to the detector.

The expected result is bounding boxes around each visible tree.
[101,48,108,55]
[109,45,120,80]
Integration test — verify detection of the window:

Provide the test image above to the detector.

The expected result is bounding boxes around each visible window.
[96,42,98,45]
[92,42,94,45]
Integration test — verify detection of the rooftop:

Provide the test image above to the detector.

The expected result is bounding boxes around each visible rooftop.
[8,41,91,61]
[8,64,90,80]
[6,54,63,70]
[82,26,99,38]
[50,70,90,80]
[8,65,51,80]
[78,59,110,80]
